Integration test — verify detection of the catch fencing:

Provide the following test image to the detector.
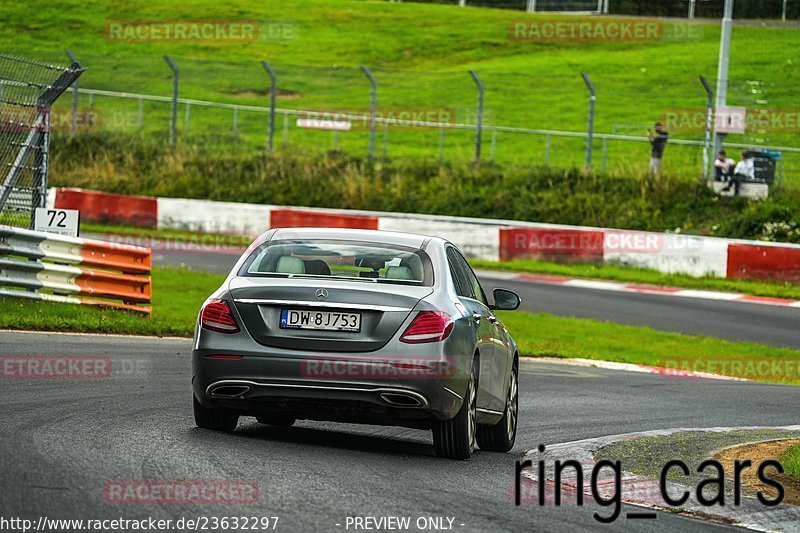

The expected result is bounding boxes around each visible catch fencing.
[0,225,152,314]
[21,48,800,186]
[0,54,84,228]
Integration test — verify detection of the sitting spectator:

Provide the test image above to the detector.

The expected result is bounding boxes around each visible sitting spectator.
[722,151,754,197]
[713,150,735,181]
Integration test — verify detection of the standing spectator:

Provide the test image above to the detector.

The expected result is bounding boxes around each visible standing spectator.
[647,122,670,177]
[722,151,755,197]
[713,150,735,181]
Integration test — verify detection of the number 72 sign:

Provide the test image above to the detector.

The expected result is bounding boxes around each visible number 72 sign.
[34,208,80,237]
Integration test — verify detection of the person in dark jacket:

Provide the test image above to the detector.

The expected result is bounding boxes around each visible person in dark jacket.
[647,122,670,177]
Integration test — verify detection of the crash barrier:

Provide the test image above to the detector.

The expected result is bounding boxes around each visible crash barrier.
[0,225,152,314]
[49,187,800,283]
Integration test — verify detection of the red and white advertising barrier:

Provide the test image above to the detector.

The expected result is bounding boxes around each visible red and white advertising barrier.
[49,187,800,283]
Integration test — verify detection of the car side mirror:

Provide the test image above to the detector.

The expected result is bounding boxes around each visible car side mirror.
[492,288,520,311]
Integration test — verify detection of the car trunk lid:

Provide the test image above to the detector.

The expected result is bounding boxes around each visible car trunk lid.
[229,276,433,352]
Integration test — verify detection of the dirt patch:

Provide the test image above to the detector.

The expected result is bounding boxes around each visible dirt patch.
[715,439,800,506]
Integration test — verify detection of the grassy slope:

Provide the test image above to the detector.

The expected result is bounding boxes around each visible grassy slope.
[783,444,800,478]
[1,266,799,384]
[4,0,800,175]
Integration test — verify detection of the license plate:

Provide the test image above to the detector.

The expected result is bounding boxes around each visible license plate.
[280,309,361,332]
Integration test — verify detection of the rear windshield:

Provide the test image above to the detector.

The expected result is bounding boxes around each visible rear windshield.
[238,240,433,286]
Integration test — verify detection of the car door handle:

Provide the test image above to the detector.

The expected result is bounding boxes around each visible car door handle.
[472,313,482,324]
[487,315,498,324]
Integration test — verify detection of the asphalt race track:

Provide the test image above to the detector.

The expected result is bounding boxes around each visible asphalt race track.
[4,331,800,532]
[156,248,800,349]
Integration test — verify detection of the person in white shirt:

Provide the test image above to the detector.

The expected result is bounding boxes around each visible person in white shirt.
[713,150,735,181]
[722,152,755,196]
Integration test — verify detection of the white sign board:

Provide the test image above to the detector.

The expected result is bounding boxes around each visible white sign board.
[715,106,747,134]
[296,117,352,131]
[34,208,80,237]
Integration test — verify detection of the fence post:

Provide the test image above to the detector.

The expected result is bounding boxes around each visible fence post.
[700,76,714,181]
[164,56,179,145]
[526,0,536,12]
[544,134,551,165]
[469,70,484,163]
[65,50,79,138]
[361,66,377,163]
[262,61,277,154]
[580,72,596,170]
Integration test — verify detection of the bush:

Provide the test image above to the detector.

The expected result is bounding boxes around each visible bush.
[49,133,800,241]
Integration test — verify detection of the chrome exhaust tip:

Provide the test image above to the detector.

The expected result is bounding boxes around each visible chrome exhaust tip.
[379,392,423,407]
[209,385,251,398]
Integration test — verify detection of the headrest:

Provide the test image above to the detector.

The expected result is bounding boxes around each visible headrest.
[385,266,413,280]
[276,256,305,274]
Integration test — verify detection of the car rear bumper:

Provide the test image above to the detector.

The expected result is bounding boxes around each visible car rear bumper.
[192,349,469,426]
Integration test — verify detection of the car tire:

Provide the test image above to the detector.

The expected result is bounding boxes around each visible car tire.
[256,415,296,427]
[193,396,238,432]
[477,361,518,453]
[432,362,477,460]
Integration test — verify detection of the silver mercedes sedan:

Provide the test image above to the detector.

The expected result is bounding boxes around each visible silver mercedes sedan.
[191,227,521,460]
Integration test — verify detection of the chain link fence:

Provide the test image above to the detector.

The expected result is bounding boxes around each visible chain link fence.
[23,49,799,187]
[0,55,84,228]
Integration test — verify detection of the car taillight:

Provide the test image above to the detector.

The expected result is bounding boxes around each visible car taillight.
[200,299,240,334]
[400,311,454,344]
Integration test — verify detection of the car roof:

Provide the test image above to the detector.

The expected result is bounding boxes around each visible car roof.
[269,227,440,249]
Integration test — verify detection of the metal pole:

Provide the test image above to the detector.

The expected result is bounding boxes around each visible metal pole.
[783,0,788,21]
[688,0,696,18]
[581,72,596,169]
[469,70,484,163]
[65,50,78,138]
[361,66,377,163]
[262,61,277,153]
[544,134,551,165]
[527,0,536,13]
[601,137,608,172]
[164,55,179,145]
[713,0,733,156]
[459,0,466,6]
[700,76,714,180]
[382,122,389,160]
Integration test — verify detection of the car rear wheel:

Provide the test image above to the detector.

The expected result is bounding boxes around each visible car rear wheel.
[256,415,296,427]
[477,362,518,452]
[193,396,238,432]
[432,362,477,460]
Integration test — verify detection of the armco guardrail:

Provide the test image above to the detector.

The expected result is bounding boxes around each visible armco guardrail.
[0,225,152,314]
